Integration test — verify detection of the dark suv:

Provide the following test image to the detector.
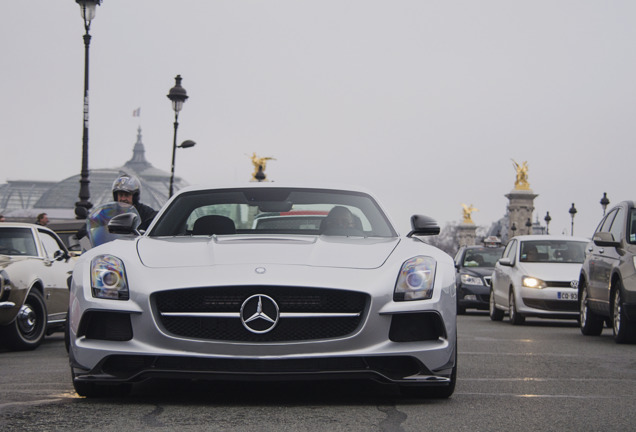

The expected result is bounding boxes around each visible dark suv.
[454,244,504,314]
[579,200,636,343]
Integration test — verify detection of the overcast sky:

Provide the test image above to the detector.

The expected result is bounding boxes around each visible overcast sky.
[2,1,635,236]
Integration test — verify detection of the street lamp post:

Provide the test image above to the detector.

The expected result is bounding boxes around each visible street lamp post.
[74,0,102,217]
[600,192,610,216]
[167,75,189,198]
[525,218,532,235]
[511,222,517,238]
[569,203,577,236]
[544,211,551,235]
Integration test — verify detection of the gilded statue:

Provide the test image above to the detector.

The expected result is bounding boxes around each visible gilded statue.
[249,153,276,181]
[512,159,530,190]
[461,203,478,224]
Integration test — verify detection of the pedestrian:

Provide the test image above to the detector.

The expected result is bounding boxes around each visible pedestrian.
[0,215,5,222]
[35,213,49,226]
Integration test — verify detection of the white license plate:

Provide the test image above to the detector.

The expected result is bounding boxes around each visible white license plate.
[557,292,577,300]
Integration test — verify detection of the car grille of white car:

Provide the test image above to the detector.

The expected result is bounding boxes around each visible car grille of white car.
[153,286,368,342]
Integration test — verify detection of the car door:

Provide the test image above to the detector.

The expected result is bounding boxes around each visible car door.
[493,239,517,307]
[36,229,73,322]
[588,208,622,311]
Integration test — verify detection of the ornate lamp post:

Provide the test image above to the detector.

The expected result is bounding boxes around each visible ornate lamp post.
[74,0,102,217]
[569,203,577,236]
[544,211,551,235]
[600,192,610,216]
[525,218,532,235]
[167,75,189,198]
[511,222,517,238]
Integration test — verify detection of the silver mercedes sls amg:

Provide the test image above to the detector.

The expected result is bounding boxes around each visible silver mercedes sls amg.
[68,184,457,398]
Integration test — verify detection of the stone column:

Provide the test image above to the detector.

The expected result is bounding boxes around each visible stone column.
[505,189,538,238]
[457,223,477,247]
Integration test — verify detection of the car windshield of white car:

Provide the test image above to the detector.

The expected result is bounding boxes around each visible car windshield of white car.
[519,240,586,263]
[0,227,38,256]
[150,188,397,238]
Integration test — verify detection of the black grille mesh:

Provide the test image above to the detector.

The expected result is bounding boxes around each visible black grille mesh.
[153,286,368,342]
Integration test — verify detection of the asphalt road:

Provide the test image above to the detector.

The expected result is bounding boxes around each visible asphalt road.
[1,313,634,431]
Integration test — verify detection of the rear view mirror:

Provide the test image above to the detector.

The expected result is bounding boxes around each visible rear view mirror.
[498,257,513,267]
[407,215,440,237]
[593,232,620,248]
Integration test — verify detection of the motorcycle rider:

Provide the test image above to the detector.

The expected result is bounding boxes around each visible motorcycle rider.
[112,174,157,231]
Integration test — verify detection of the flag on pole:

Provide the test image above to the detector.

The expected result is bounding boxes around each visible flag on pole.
[132,107,141,117]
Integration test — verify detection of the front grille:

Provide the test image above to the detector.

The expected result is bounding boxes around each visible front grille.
[153,286,368,342]
[523,298,578,312]
[547,281,578,288]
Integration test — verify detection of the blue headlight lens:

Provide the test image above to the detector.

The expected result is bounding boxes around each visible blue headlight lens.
[91,255,129,300]
[394,256,437,301]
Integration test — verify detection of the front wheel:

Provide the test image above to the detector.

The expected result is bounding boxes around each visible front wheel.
[0,289,47,350]
[489,289,504,321]
[509,289,525,325]
[579,284,603,336]
[612,284,636,344]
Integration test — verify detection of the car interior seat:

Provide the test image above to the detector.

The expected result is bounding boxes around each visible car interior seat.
[192,215,236,235]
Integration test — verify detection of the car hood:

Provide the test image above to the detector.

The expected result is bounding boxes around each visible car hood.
[515,262,582,281]
[136,235,400,269]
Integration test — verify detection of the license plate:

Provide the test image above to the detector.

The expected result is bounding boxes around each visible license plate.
[557,292,577,300]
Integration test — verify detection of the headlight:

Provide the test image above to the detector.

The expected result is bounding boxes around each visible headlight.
[394,256,436,301]
[91,255,129,300]
[522,276,546,289]
[460,273,484,286]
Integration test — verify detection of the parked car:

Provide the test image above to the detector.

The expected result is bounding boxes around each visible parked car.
[490,235,588,324]
[579,201,636,343]
[0,223,75,350]
[453,244,504,314]
[68,184,457,398]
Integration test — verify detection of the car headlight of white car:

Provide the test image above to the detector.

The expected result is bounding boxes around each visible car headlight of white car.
[460,273,483,286]
[522,275,547,289]
[91,255,129,300]
[394,256,436,301]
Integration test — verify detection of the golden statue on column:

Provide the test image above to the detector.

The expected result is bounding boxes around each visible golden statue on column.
[512,159,530,190]
[249,153,276,182]
[461,203,478,224]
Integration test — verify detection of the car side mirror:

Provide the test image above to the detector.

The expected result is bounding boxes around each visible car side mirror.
[108,213,141,236]
[53,249,67,261]
[592,232,621,248]
[498,257,513,267]
[407,215,440,237]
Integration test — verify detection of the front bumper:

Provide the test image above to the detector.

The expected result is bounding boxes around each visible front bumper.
[517,286,579,318]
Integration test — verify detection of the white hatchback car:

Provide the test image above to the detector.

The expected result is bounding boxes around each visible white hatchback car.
[490,235,589,324]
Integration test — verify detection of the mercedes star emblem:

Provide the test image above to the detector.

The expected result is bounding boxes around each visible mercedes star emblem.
[240,294,280,334]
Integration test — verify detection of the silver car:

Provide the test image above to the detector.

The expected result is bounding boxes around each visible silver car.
[0,223,75,350]
[490,235,589,324]
[68,185,457,398]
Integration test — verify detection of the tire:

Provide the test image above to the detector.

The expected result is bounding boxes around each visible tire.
[579,283,603,336]
[612,283,636,344]
[489,288,504,321]
[508,289,525,325]
[0,289,47,350]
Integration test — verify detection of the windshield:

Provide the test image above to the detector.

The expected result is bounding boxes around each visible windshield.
[463,247,504,267]
[150,187,397,238]
[0,227,38,256]
[519,240,587,263]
